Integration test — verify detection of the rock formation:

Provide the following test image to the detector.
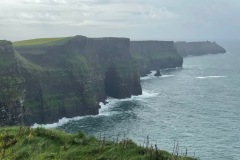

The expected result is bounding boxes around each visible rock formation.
[0,37,196,126]
[13,35,142,125]
[174,41,226,57]
[154,70,162,77]
[0,40,24,126]
[131,41,183,76]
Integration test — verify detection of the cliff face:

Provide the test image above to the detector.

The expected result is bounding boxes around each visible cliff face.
[0,41,24,126]
[174,41,226,57]
[13,36,142,125]
[131,41,183,76]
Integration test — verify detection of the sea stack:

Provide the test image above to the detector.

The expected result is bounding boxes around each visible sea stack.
[154,70,162,77]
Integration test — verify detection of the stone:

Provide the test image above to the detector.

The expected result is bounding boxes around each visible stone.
[154,70,162,77]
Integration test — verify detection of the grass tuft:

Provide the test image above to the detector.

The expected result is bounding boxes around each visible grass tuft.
[0,127,198,160]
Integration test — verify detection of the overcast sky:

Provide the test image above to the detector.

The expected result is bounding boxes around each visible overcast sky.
[0,0,239,41]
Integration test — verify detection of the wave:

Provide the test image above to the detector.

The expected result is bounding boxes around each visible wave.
[140,71,156,80]
[32,90,158,129]
[161,67,182,71]
[162,75,174,78]
[32,115,91,129]
[100,90,159,107]
[196,76,227,79]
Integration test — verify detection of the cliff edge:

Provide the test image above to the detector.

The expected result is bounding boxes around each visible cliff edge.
[0,41,24,126]
[174,41,226,57]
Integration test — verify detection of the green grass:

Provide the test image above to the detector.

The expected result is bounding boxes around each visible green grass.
[66,53,90,77]
[14,50,68,72]
[0,127,198,160]
[13,37,69,47]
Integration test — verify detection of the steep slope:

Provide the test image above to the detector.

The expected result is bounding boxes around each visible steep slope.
[131,41,183,76]
[13,35,142,125]
[174,41,226,57]
[0,41,24,126]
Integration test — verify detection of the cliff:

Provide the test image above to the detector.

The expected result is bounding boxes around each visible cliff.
[12,35,142,125]
[1,37,188,126]
[174,41,226,57]
[131,41,183,76]
[0,41,24,126]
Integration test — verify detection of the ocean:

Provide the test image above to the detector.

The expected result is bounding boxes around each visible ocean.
[34,42,240,160]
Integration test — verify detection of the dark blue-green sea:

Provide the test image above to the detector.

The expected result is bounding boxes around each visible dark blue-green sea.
[34,42,240,160]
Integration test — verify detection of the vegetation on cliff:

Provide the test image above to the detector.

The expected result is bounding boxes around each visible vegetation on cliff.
[0,127,197,160]
[13,37,69,47]
[0,41,24,126]
[9,36,142,125]
[130,41,183,76]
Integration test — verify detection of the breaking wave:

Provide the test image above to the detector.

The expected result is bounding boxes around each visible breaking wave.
[196,76,227,79]
[32,90,158,129]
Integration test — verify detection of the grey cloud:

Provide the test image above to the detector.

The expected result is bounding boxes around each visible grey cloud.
[0,0,240,41]
[17,12,62,22]
[23,0,67,5]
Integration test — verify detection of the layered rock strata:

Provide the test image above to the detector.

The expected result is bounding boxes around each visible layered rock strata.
[131,41,183,76]
[13,36,142,125]
[0,41,24,126]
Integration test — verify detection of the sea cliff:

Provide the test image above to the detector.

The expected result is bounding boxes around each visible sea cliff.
[131,41,183,76]
[10,35,142,125]
[0,41,24,126]
[174,41,226,57]
[1,37,198,126]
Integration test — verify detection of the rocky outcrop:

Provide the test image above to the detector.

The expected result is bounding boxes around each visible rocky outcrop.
[174,41,226,57]
[131,41,183,76]
[13,35,142,125]
[0,41,24,126]
[154,70,162,77]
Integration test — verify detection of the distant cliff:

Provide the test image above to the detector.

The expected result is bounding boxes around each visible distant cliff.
[13,35,142,125]
[0,41,24,126]
[174,41,226,57]
[131,41,183,76]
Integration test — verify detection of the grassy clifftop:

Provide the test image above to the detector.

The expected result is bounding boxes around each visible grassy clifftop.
[13,37,69,47]
[0,127,197,160]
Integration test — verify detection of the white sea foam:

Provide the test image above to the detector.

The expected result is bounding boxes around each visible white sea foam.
[32,116,86,129]
[196,76,227,79]
[162,75,175,78]
[99,97,119,115]
[161,67,182,71]
[140,71,156,80]
[133,90,159,99]
[32,90,158,129]
[101,90,159,105]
